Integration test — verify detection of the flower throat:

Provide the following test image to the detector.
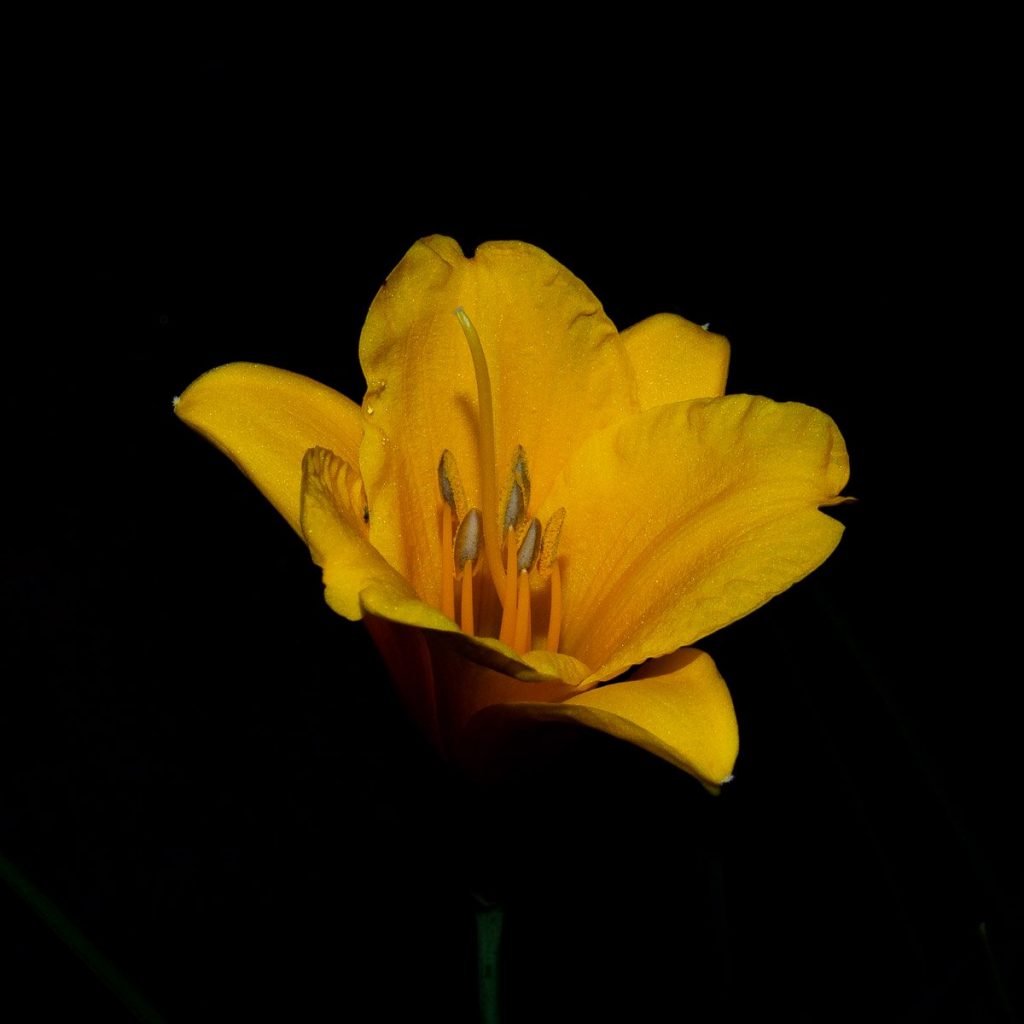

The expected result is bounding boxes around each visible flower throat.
[436,309,564,654]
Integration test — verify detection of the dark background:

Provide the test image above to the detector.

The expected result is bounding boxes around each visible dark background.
[4,49,1018,1021]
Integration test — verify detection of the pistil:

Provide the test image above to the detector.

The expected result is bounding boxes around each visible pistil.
[455,308,506,595]
[440,310,567,656]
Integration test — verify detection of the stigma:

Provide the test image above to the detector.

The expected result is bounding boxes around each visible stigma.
[436,310,565,655]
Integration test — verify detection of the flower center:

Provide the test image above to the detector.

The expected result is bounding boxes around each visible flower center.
[436,309,565,655]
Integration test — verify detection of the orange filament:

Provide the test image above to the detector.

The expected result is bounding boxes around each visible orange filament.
[545,560,562,653]
[460,565,475,636]
[441,502,455,621]
[513,571,532,653]
[498,531,519,646]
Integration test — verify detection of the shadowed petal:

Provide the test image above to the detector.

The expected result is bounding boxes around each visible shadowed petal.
[620,313,731,406]
[541,394,848,680]
[175,363,363,536]
[468,648,738,788]
[363,615,591,755]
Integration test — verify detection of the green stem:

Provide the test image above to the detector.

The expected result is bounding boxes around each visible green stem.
[0,852,165,1023]
[473,894,503,1024]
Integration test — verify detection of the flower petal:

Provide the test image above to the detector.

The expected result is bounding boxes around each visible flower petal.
[357,236,636,606]
[620,313,730,405]
[468,648,738,788]
[361,582,589,685]
[175,363,364,536]
[542,395,848,680]
[363,614,591,755]
[300,446,418,620]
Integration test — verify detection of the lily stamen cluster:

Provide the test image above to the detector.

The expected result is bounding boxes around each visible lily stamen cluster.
[437,310,565,656]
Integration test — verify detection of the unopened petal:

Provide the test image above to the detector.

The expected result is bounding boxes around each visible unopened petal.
[175,363,363,536]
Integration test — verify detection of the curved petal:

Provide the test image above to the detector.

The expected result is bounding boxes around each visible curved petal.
[357,236,637,606]
[620,313,730,406]
[175,363,364,536]
[467,648,738,789]
[364,615,590,757]
[360,581,589,685]
[423,632,590,751]
[300,447,417,620]
[541,395,848,679]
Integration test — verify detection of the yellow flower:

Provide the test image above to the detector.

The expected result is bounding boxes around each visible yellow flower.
[175,236,849,790]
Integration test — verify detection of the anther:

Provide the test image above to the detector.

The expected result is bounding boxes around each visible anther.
[517,518,541,574]
[456,508,482,637]
[537,508,565,578]
[503,479,524,535]
[511,445,530,511]
[437,449,467,521]
[455,508,482,571]
[438,449,466,623]
[540,509,566,653]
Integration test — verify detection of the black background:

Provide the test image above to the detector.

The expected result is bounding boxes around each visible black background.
[4,47,1019,1021]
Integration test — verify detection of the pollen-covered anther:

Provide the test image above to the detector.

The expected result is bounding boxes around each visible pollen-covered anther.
[537,508,565,579]
[540,508,566,653]
[510,445,530,511]
[437,448,467,522]
[512,518,542,652]
[455,508,482,572]
[516,517,541,574]
[437,448,469,622]
[502,479,524,536]
[455,507,482,636]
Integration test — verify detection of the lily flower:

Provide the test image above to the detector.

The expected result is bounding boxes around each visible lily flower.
[175,236,848,790]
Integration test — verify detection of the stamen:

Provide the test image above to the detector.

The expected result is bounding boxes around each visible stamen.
[438,449,467,522]
[511,445,530,510]
[511,519,541,653]
[537,508,565,578]
[514,570,532,652]
[498,530,519,646]
[517,518,541,574]
[455,308,506,595]
[539,511,565,653]
[460,563,475,636]
[455,507,482,570]
[438,450,467,624]
[440,501,455,621]
[503,479,524,534]
[546,560,562,653]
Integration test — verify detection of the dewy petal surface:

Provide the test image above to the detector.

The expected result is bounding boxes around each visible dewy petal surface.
[620,313,731,406]
[469,648,738,787]
[357,236,637,606]
[175,363,363,536]
[542,394,849,680]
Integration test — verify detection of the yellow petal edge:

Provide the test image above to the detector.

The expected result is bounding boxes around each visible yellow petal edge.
[467,648,738,789]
